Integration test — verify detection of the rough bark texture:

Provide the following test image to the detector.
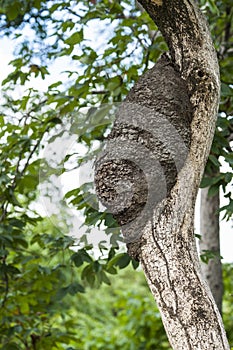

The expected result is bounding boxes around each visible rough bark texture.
[95,55,192,242]
[94,0,230,349]
[200,188,223,314]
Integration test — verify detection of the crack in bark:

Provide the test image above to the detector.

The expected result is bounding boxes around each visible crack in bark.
[186,247,226,349]
[151,221,193,350]
[151,225,178,315]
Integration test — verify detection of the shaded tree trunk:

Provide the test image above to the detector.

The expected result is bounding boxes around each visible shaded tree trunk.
[200,187,223,313]
[94,0,230,348]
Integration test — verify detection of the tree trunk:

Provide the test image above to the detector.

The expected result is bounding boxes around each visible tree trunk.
[94,0,230,348]
[200,188,223,314]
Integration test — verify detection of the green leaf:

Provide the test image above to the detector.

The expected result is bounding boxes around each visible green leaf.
[105,266,117,275]
[47,117,63,125]
[100,271,111,285]
[71,252,83,267]
[7,6,19,21]
[132,259,139,270]
[20,94,30,110]
[107,253,131,270]
[81,264,95,287]
[200,176,212,188]
[79,50,97,64]
[71,249,93,268]
[200,250,222,264]
[107,76,122,91]
[0,264,20,277]
[224,172,233,183]
[104,213,117,228]
[20,300,30,313]
[209,154,221,167]
[221,83,233,97]
[48,81,62,89]
[200,173,225,188]
[208,184,219,197]
[64,188,80,199]
[65,31,83,45]
[18,174,39,194]
[116,253,131,269]
[68,282,85,295]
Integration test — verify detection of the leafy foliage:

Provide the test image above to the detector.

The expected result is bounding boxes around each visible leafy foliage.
[76,264,233,349]
[199,1,233,219]
[72,267,172,350]
[0,0,232,348]
[223,263,233,347]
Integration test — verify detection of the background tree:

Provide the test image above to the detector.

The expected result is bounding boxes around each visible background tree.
[0,0,232,349]
[200,187,223,313]
[199,0,233,314]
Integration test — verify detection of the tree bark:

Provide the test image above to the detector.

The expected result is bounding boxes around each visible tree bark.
[94,0,230,349]
[200,188,223,314]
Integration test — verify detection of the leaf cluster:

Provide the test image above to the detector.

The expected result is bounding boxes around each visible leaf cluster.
[199,0,233,219]
[0,0,232,348]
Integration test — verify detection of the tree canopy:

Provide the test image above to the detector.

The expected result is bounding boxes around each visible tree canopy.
[0,0,232,349]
